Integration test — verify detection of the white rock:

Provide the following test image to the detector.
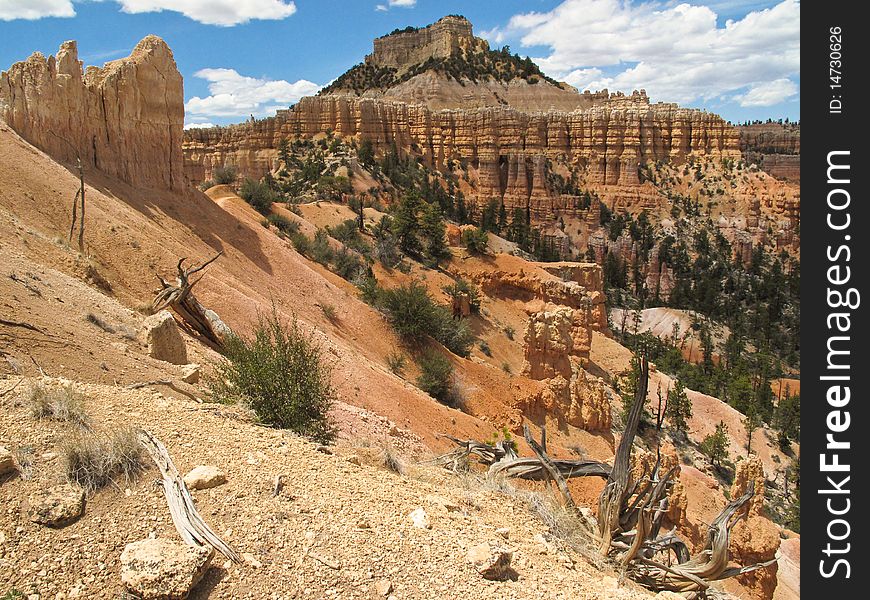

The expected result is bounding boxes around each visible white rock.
[183,466,227,490]
[408,507,430,529]
[374,579,393,596]
[120,539,213,599]
[466,542,514,580]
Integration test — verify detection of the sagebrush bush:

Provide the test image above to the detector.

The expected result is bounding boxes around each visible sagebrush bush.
[209,309,336,444]
[416,351,453,403]
[213,166,238,185]
[28,383,90,427]
[62,428,146,492]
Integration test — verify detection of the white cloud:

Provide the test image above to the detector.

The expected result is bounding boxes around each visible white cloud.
[500,0,799,107]
[734,78,798,106]
[184,122,217,129]
[116,1,297,26]
[0,1,297,26]
[375,0,416,10]
[185,68,321,119]
[0,0,74,20]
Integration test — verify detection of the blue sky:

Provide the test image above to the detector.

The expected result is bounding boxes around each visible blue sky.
[0,1,799,127]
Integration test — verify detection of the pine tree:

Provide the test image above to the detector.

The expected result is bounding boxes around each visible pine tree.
[420,202,450,265]
[278,138,291,167]
[665,379,692,434]
[700,421,729,467]
[497,202,508,234]
[392,192,422,256]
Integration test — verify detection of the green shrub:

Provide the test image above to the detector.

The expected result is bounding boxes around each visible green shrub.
[386,351,407,376]
[416,351,453,403]
[198,179,215,191]
[478,340,492,357]
[332,247,367,281]
[267,214,300,236]
[320,303,338,322]
[239,178,281,215]
[309,229,334,265]
[379,282,473,356]
[504,325,515,340]
[213,166,238,185]
[209,309,336,444]
[290,231,311,255]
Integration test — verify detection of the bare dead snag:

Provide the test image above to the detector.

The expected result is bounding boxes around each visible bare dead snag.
[152,252,229,348]
[138,429,241,562]
[523,423,575,508]
[599,357,649,555]
[67,157,85,252]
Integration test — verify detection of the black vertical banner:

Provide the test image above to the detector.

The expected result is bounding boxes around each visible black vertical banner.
[802,2,868,596]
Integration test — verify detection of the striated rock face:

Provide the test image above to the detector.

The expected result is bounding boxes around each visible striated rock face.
[730,455,766,517]
[370,16,487,71]
[739,122,800,182]
[522,307,577,380]
[0,36,184,191]
[518,307,611,432]
[182,94,740,216]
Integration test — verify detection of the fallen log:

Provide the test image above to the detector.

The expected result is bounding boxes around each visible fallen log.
[138,429,241,563]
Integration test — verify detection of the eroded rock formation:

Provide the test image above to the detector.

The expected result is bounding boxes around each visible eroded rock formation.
[183,94,740,217]
[0,36,184,191]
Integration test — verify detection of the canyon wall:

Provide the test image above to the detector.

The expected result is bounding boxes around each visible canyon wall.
[739,122,800,182]
[0,36,184,191]
[183,95,740,216]
[369,16,488,70]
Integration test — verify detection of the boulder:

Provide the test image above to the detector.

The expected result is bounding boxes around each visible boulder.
[183,466,227,490]
[120,539,213,600]
[142,310,187,365]
[466,542,513,580]
[29,484,85,527]
[0,446,15,476]
[180,364,201,384]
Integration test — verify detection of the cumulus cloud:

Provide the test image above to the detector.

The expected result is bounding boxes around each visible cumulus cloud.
[184,122,217,130]
[375,0,416,11]
[734,78,798,107]
[185,68,321,120]
[0,1,297,26]
[116,1,297,26]
[0,0,74,20]
[499,0,799,106]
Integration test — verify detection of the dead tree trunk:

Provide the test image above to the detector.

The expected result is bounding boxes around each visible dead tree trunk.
[138,430,241,562]
[68,157,85,252]
[152,252,229,349]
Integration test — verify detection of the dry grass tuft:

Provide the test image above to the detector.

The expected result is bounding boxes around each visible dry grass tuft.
[85,312,116,334]
[28,383,91,427]
[61,428,147,492]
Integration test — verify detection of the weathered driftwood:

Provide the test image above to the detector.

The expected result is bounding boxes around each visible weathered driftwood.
[152,252,228,348]
[436,433,610,483]
[138,429,241,563]
[435,354,776,593]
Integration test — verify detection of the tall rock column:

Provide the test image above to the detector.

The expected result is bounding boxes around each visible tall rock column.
[0,36,185,191]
